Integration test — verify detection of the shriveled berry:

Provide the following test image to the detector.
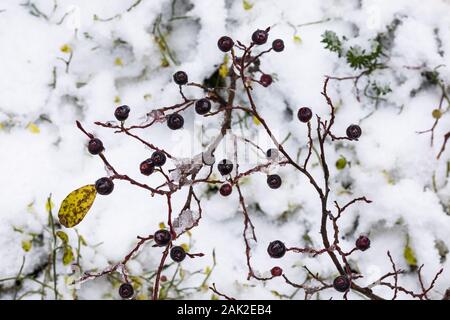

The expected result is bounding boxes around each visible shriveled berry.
[88,138,104,155]
[260,74,273,87]
[346,124,362,140]
[297,107,313,123]
[140,158,155,176]
[267,174,282,189]
[271,266,283,277]
[119,283,134,299]
[272,39,285,52]
[333,275,350,292]
[355,235,370,251]
[160,275,168,282]
[266,148,279,160]
[170,246,186,262]
[151,151,166,167]
[195,98,211,115]
[252,29,268,45]
[217,159,233,176]
[267,240,286,258]
[154,229,172,246]
[114,105,130,121]
[217,36,234,52]
[167,113,184,130]
[173,71,188,85]
[95,177,114,195]
[219,184,232,196]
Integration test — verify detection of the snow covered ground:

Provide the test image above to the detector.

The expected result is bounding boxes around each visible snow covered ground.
[0,0,450,300]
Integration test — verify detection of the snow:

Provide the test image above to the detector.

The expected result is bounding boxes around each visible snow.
[0,0,449,300]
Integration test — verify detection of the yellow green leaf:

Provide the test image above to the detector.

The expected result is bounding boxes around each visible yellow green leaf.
[219,62,229,79]
[114,96,121,103]
[204,266,212,275]
[293,35,302,44]
[404,244,417,267]
[161,56,170,67]
[22,240,32,252]
[56,231,69,244]
[45,199,55,213]
[58,185,97,228]
[336,157,347,170]
[63,246,74,265]
[60,44,72,53]
[79,235,87,246]
[114,57,123,66]
[181,243,190,252]
[243,0,254,10]
[159,222,166,229]
[211,294,219,300]
[432,109,442,119]
[27,123,40,134]
[252,115,261,125]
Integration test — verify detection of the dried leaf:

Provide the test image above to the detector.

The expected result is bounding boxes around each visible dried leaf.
[58,185,97,228]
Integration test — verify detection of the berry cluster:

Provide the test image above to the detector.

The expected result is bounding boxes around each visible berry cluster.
[67,27,443,301]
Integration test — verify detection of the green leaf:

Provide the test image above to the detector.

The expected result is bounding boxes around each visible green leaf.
[243,0,253,10]
[63,246,74,265]
[321,31,343,57]
[58,185,97,228]
[404,244,418,267]
[336,157,347,170]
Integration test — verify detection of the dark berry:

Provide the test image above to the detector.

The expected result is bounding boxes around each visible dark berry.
[114,105,130,121]
[355,235,370,251]
[217,36,234,52]
[270,266,283,277]
[267,240,286,258]
[119,283,134,299]
[252,29,268,45]
[173,71,188,85]
[272,39,285,52]
[87,138,104,155]
[160,275,168,282]
[95,177,114,195]
[219,184,232,196]
[217,159,233,176]
[151,151,166,167]
[170,246,186,262]
[195,98,211,115]
[140,158,155,176]
[346,124,362,140]
[266,148,279,160]
[267,174,282,189]
[297,107,313,123]
[154,229,172,246]
[167,113,184,130]
[260,74,273,87]
[333,275,350,292]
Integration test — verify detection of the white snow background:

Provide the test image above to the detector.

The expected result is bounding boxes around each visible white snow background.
[0,0,450,300]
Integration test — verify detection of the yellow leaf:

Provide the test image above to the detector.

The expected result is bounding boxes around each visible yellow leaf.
[58,185,97,228]
[114,57,123,66]
[27,123,40,134]
[63,246,74,265]
[252,115,261,125]
[404,244,417,267]
[56,231,69,244]
[219,62,229,79]
[22,240,32,252]
[114,96,121,103]
[60,44,72,53]
[79,235,87,246]
[181,243,190,252]
[293,35,302,44]
[46,199,55,213]
[159,222,166,229]
[243,0,254,10]
[161,57,170,67]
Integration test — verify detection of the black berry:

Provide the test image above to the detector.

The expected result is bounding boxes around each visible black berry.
[219,184,232,196]
[87,138,104,155]
[272,39,285,52]
[195,98,211,115]
[170,246,186,262]
[271,266,283,277]
[355,235,370,251]
[266,148,279,160]
[119,283,134,299]
[173,71,188,85]
[217,159,233,176]
[333,275,350,292]
[267,240,286,258]
[252,29,268,45]
[297,107,312,123]
[217,36,234,52]
[260,74,273,87]
[114,105,130,121]
[140,158,155,176]
[151,151,166,167]
[167,113,184,130]
[267,174,282,189]
[346,124,362,140]
[95,177,114,195]
[154,229,172,246]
